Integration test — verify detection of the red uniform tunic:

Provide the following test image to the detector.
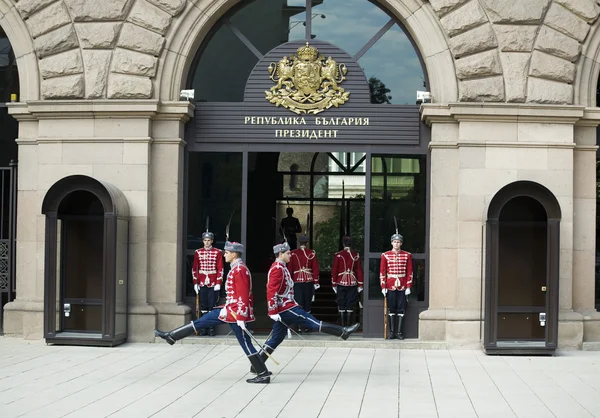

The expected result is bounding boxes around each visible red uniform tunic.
[331,248,364,287]
[379,249,413,291]
[192,246,224,288]
[266,259,298,315]
[288,247,320,284]
[219,258,255,323]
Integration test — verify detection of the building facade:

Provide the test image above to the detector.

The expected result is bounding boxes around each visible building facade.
[1,0,600,351]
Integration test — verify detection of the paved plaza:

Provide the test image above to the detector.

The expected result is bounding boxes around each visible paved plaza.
[1,336,600,418]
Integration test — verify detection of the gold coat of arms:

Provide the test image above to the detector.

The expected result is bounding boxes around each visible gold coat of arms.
[265,43,349,115]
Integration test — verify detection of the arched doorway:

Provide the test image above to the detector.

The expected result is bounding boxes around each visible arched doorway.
[42,175,130,346]
[485,181,561,354]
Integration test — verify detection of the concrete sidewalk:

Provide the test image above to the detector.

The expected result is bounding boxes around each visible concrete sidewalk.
[1,336,599,418]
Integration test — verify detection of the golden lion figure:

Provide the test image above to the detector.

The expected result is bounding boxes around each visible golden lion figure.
[265,43,350,115]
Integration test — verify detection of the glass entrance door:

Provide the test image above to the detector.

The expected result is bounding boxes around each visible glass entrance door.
[363,155,427,338]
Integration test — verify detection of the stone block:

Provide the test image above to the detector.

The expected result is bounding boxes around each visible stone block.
[535,25,582,62]
[555,0,600,23]
[149,191,180,243]
[94,117,151,138]
[117,23,165,56]
[516,122,573,144]
[572,251,596,309]
[455,49,502,80]
[34,24,79,59]
[582,311,600,341]
[16,191,39,242]
[39,49,83,79]
[75,22,122,49]
[145,0,186,16]
[440,1,487,37]
[458,76,505,101]
[457,249,481,279]
[82,50,111,99]
[458,221,484,249]
[458,195,486,222]
[494,24,538,52]
[107,74,153,99]
[446,320,482,348]
[123,141,151,165]
[430,197,459,248]
[128,0,172,35]
[17,145,38,190]
[431,148,459,196]
[36,164,93,190]
[529,51,576,83]
[458,146,485,169]
[111,48,158,77]
[573,150,596,198]
[428,249,458,307]
[459,121,518,143]
[64,0,134,21]
[93,164,150,191]
[544,2,591,42]
[431,121,458,143]
[499,52,530,102]
[37,142,62,165]
[526,77,573,104]
[459,168,518,196]
[14,0,56,18]
[480,0,550,24]
[41,74,85,99]
[428,0,470,16]
[449,23,496,58]
[127,304,158,343]
[149,242,180,302]
[154,303,192,331]
[572,199,596,250]
[547,148,573,171]
[25,1,70,38]
[61,142,124,165]
[558,317,583,349]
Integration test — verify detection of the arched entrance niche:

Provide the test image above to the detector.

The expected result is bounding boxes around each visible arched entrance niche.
[484,181,561,355]
[42,175,130,346]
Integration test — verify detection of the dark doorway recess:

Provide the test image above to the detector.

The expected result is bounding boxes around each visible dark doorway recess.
[485,181,561,355]
[42,175,129,346]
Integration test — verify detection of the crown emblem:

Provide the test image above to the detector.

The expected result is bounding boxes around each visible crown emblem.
[297,43,319,61]
[265,43,350,115]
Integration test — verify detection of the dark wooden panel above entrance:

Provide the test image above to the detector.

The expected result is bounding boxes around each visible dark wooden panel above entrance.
[193,103,420,145]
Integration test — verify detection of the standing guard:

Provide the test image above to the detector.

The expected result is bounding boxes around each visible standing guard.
[288,235,320,320]
[380,232,413,339]
[156,241,271,384]
[250,242,359,374]
[331,236,364,326]
[192,228,224,336]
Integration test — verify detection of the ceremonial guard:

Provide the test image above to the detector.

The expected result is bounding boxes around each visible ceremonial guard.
[380,233,413,339]
[156,241,271,384]
[192,229,224,336]
[288,235,320,315]
[331,236,364,326]
[250,242,359,374]
[280,207,302,250]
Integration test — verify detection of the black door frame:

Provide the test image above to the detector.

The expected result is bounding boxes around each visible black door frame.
[183,143,429,337]
[484,180,561,354]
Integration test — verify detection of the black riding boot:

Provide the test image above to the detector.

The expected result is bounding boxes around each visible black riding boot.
[250,346,274,375]
[154,322,195,345]
[397,314,405,340]
[246,353,271,384]
[339,311,346,327]
[208,327,216,336]
[388,314,396,339]
[320,321,360,340]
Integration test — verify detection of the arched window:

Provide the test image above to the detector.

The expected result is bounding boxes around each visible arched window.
[188,0,425,105]
[0,26,19,166]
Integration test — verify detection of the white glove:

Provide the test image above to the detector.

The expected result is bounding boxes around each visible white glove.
[381,288,387,296]
[405,288,411,296]
[236,320,246,330]
[332,286,337,294]
[194,284,199,294]
[314,284,320,290]
[214,284,221,292]
[269,314,281,322]
[358,287,363,293]
[219,307,227,318]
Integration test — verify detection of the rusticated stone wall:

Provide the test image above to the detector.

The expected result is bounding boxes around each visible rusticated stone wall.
[5,0,600,104]
[13,0,185,99]
[429,0,600,103]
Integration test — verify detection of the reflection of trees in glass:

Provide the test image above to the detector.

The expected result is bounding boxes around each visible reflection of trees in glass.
[313,200,365,271]
[368,75,391,104]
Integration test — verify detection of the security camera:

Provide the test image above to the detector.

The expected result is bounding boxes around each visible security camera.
[180,89,195,101]
[416,90,432,104]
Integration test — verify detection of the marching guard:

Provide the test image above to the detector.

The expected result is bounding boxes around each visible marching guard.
[250,242,359,374]
[331,236,364,326]
[155,241,271,384]
[380,233,413,339]
[192,229,224,336]
[288,235,320,316]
